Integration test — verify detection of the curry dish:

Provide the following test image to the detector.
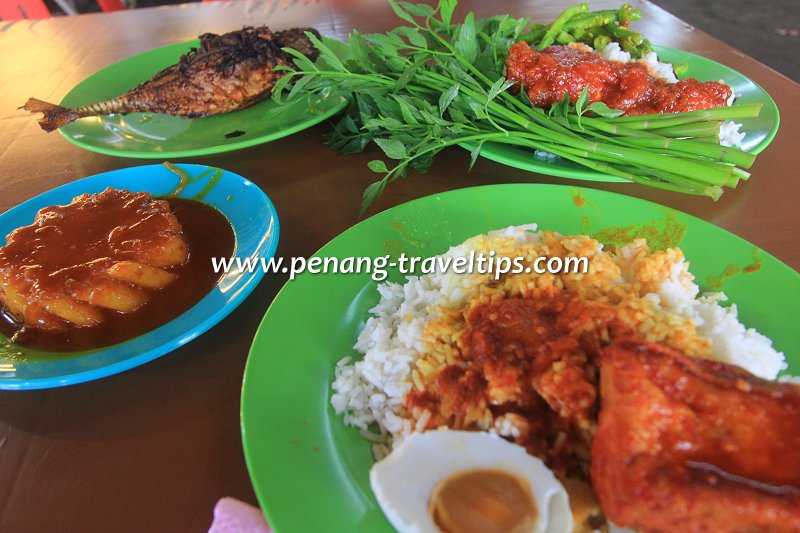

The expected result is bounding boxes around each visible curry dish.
[333,226,799,533]
[0,188,234,351]
[407,290,610,479]
[408,289,800,531]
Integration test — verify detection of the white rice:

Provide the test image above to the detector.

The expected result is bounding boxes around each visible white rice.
[637,50,679,83]
[719,120,746,148]
[599,43,678,83]
[330,226,541,447]
[331,226,791,450]
[599,41,632,63]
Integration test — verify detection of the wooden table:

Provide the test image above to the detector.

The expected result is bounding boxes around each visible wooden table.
[0,0,797,531]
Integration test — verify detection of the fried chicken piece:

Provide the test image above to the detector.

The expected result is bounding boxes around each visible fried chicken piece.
[0,188,188,333]
[592,338,800,533]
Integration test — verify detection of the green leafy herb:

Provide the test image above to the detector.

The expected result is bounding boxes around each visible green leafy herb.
[439,0,457,27]
[387,0,416,25]
[368,160,390,173]
[585,101,625,118]
[454,12,478,63]
[468,140,485,171]
[548,92,571,119]
[271,0,760,214]
[374,138,408,160]
[574,86,589,129]
[439,84,460,117]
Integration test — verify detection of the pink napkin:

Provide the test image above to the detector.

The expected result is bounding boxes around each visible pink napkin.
[208,497,271,533]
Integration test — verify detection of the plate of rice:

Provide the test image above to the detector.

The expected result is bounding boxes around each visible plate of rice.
[466,45,780,182]
[240,184,798,532]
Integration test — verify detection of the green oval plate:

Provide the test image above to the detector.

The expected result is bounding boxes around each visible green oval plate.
[464,46,780,182]
[58,41,347,158]
[241,184,798,532]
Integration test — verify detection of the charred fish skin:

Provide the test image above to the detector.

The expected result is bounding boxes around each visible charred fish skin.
[275,28,322,60]
[22,26,321,132]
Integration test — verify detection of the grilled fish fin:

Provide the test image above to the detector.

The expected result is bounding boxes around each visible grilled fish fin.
[21,98,81,132]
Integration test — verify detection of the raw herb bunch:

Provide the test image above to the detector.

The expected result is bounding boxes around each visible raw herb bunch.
[272,0,760,215]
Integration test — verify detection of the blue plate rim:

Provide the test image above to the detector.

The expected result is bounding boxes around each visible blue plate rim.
[0,163,279,390]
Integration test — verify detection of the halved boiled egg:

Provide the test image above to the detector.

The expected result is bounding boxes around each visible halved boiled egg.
[370,430,573,533]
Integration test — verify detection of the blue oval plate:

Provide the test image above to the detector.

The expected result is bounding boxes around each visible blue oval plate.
[0,163,279,390]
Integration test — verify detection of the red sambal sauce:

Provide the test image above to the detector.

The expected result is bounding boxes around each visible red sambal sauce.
[406,290,631,477]
[505,41,732,116]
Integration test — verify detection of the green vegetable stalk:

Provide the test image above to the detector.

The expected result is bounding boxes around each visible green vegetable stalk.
[271,0,759,214]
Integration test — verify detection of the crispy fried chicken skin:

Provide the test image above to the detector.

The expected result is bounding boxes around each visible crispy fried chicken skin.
[506,42,732,116]
[592,338,800,533]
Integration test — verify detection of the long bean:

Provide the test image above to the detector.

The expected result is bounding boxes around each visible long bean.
[536,3,588,50]
[527,3,651,57]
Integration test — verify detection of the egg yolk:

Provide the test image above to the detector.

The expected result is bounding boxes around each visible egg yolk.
[428,469,538,533]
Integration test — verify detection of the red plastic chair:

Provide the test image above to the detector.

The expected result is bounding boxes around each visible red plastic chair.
[96,0,126,11]
[0,0,51,20]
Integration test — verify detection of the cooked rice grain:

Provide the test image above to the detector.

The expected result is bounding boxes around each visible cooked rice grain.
[331,226,788,451]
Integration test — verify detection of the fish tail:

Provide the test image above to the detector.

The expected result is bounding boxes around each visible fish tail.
[78,97,127,116]
[20,98,81,132]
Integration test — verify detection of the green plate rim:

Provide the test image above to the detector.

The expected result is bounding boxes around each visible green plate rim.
[462,45,780,182]
[241,183,798,533]
[57,40,348,159]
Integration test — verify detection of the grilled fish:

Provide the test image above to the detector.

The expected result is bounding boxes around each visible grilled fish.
[22,26,321,132]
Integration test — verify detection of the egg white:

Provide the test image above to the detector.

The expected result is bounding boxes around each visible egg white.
[370,430,573,533]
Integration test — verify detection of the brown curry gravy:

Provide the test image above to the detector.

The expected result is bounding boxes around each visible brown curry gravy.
[0,197,235,352]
